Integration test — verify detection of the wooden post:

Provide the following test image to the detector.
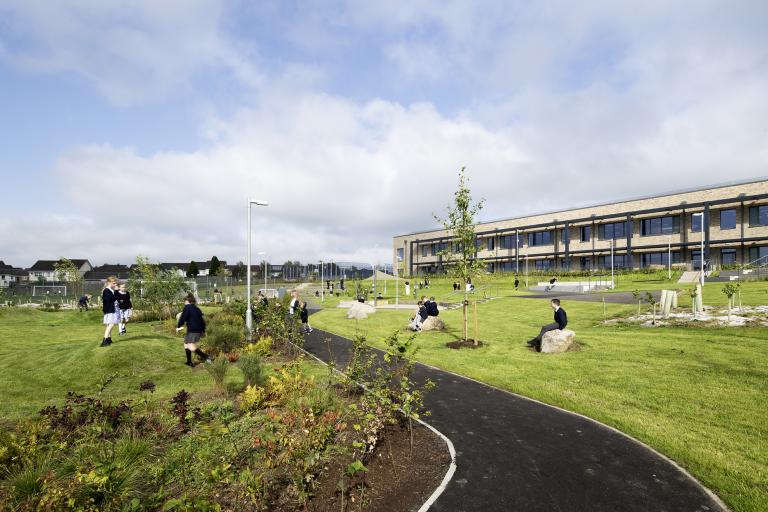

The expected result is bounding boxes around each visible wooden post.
[473,299,479,345]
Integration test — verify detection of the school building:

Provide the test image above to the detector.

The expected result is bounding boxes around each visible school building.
[392,178,768,276]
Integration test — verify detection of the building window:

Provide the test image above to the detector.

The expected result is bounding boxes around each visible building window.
[560,229,568,243]
[748,205,768,226]
[720,209,736,230]
[499,235,517,249]
[640,216,680,236]
[421,246,427,257]
[580,226,591,242]
[430,244,437,256]
[499,261,515,272]
[640,251,681,267]
[597,254,629,268]
[534,259,553,270]
[486,263,494,273]
[748,246,768,262]
[598,221,627,240]
[528,231,553,247]
[691,213,704,232]
[487,237,495,251]
[579,257,591,270]
[721,249,737,265]
[398,248,405,261]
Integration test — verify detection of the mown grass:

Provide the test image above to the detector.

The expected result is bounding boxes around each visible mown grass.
[309,282,768,512]
[0,308,244,420]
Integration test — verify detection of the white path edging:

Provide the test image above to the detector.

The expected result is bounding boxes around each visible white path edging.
[292,341,458,512]
[412,358,731,512]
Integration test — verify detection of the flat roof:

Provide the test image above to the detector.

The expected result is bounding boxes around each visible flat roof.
[395,176,768,238]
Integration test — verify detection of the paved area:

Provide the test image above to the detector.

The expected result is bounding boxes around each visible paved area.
[303,329,727,512]
[517,290,662,304]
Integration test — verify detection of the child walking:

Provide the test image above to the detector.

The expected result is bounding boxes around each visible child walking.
[299,301,312,333]
[176,293,212,367]
[100,276,119,347]
[115,283,133,335]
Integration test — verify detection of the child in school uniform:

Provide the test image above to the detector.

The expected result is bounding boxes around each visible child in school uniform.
[299,301,312,333]
[115,283,133,335]
[176,293,212,367]
[100,276,119,347]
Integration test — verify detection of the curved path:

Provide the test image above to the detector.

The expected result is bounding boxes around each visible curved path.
[303,329,727,512]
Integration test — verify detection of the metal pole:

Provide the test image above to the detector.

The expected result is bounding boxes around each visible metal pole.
[373,263,377,307]
[320,261,324,302]
[396,256,400,306]
[610,239,615,289]
[245,199,268,340]
[700,216,705,286]
[525,254,528,288]
[246,201,252,337]
[516,236,519,274]
[264,258,267,294]
[668,236,671,280]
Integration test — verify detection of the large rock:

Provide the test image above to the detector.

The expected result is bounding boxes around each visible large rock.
[540,329,576,353]
[421,316,445,331]
[347,302,376,320]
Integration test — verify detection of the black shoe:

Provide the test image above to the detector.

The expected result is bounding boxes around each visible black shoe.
[526,339,536,347]
[100,339,109,347]
[185,361,195,367]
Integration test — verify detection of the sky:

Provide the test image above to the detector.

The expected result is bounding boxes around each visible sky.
[1,0,767,268]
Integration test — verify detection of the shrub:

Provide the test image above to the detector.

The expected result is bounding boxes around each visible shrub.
[204,322,244,355]
[239,352,266,387]
[239,385,266,412]
[205,357,229,390]
[244,335,273,357]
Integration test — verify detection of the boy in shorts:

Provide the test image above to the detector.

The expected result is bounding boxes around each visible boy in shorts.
[176,293,212,367]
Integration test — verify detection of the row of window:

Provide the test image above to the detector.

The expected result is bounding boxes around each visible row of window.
[415,205,768,256]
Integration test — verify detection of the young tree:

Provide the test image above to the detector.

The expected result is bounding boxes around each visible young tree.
[209,256,221,276]
[434,167,486,345]
[129,256,189,319]
[54,257,83,298]
[187,260,199,277]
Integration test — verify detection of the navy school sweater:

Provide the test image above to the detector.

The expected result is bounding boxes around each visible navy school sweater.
[102,288,116,314]
[177,304,206,334]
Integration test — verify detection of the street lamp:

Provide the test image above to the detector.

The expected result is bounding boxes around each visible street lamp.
[693,212,705,286]
[667,235,672,280]
[396,255,401,306]
[246,199,269,340]
[610,238,615,289]
[319,260,324,302]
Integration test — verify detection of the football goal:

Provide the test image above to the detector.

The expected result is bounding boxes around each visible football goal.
[32,285,67,297]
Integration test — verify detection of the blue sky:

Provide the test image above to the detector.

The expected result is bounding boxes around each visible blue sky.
[1,1,767,267]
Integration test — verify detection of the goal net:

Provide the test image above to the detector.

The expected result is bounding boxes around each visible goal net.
[32,285,67,297]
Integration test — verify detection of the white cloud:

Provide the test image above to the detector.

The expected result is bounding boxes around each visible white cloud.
[0,0,259,105]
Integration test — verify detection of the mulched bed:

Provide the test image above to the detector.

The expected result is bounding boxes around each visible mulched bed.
[307,423,451,512]
[446,339,484,349]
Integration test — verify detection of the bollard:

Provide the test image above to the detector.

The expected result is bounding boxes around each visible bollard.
[662,290,673,318]
[695,284,704,314]
[672,291,678,309]
[659,290,668,312]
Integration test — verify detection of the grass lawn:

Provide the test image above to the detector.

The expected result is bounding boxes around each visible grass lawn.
[309,283,768,512]
[0,308,246,420]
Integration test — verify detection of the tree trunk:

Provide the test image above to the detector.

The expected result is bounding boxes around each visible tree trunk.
[463,294,468,343]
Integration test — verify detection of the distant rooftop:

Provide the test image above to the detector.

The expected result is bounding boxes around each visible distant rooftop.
[395,176,768,237]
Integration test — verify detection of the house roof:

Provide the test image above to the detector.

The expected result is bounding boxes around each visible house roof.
[0,267,29,277]
[83,264,132,281]
[159,260,227,271]
[28,259,91,271]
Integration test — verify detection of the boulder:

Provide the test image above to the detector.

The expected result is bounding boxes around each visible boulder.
[347,302,376,320]
[540,329,575,353]
[421,316,445,331]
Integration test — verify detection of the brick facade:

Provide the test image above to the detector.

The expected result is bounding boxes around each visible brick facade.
[393,178,768,275]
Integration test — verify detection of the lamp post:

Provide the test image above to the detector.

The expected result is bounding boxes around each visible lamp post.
[693,212,705,285]
[396,255,401,306]
[319,260,324,302]
[610,238,615,289]
[525,253,529,288]
[246,199,269,340]
[667,235,672,280]
[516,235,520,274]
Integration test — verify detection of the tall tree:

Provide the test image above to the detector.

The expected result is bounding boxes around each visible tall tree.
[434,167,486,345]
[54,257,83,298]
[130,256,189,319]
[209,256,221,276]
[231,261,246,280]
[187,260,199,277]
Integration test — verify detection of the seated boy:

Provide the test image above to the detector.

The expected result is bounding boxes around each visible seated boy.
[527,298,567,352]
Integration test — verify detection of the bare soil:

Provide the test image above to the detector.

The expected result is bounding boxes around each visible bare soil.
[307,423,451,512]
[446,339,484,349]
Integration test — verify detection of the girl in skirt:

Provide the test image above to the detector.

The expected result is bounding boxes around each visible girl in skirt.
[176,293,212,367]
[100,276,119,347]
[115,283,133,335]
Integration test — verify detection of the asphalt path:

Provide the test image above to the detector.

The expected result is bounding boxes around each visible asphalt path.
[303,328,727,512]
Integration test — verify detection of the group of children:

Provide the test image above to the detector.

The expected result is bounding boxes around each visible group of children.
[408,295,439,331]
[99,276,133,347]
